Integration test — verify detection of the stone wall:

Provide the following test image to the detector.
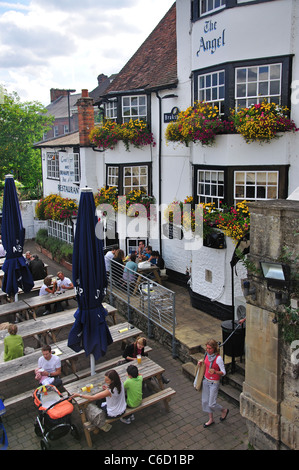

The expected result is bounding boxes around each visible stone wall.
[240,199,299,450]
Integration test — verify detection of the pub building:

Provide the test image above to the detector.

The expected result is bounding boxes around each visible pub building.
[36,0,299,320]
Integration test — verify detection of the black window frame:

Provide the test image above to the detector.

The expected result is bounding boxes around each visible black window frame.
[192,164,289,207]
[105,162,152,196]
[103,93,152,128]
[193,55,293,119]
[191,0,276,22]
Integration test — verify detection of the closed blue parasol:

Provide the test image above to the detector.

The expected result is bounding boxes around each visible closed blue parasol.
[1,175,34,297]
[68,187,113,371]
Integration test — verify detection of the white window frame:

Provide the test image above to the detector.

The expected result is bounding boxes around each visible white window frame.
[54,126,59,137]
[107,166,119,187]
[123,165,148,194]
[198,70,225,115]
[197,169,224,208]
[105,100,117,121]
[234,170,279,201]
[122,95,147,123]
[47,152,59,179]
[200,0,226,17]
[235,63,282,108]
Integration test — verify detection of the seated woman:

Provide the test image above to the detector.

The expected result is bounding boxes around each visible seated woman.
[39,276,57,315]
[123,337,170,384]
[123,253,138,283]
[71,369,127,420]
[4,324,24,362]
[122,336,148,362]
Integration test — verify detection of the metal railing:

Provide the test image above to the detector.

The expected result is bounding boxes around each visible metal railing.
[107,259,176,357]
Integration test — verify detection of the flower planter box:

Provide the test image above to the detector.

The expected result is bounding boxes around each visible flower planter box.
[35,243,72,271]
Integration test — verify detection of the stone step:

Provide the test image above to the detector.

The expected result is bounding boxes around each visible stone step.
[182,358,244,406]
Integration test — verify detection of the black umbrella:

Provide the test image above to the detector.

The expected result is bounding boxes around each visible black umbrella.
[1,175,34,299]
[68,187,113,374]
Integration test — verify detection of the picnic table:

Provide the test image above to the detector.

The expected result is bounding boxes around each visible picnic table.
[0,280,45,304]
[24,289,77,319]
[0,322,142,389]
[0,299,31,322]
[0,309,77,347]
[64,356,174,447]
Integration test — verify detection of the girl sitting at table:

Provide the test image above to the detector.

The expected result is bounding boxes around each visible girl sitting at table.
[71,369,127,420]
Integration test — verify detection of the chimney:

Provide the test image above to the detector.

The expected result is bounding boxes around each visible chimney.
[50,88,69,103]
[76,90,95,147]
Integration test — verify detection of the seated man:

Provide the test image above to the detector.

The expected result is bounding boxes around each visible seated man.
[29,254,47,280]
[35,345,62,389]
[56,271,73,291]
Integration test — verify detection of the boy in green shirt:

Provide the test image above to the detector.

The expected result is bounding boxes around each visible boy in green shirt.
[120,364,143,424]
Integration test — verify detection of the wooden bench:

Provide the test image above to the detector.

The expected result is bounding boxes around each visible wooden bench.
[3,347,153,409]
[1,322,142,408]
[83,387,176,438]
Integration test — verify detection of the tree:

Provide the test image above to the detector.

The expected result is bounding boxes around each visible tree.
[0,88,54,190]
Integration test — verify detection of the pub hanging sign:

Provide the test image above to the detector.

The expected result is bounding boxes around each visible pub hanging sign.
[164,106,180,123]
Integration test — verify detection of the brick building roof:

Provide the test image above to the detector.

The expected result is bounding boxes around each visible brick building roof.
[103,3,177,96]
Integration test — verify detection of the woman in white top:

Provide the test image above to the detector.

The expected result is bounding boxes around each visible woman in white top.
[72,369,126,418]
[39,276,57,296]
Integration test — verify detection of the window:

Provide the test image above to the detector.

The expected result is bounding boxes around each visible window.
[106,164,151,195]
[73,153,80,183]
[107,166,119,187]
[64,125,69,134]
[54,126,59,137]
[193,56,291,118]
[200,0,226,16]
[234,171,279,200]
[47,152,59,179]
[122,95,147,122]
[105,100,117,121]
[198,70,225,114]
[197,169,224,207]
[123,166,148,194]
[235,63,282,108]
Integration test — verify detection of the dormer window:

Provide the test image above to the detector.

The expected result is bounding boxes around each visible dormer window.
[122,95,147,123]
[105,100,117,121]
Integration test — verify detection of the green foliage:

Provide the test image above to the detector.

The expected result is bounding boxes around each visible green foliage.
[35,228,73,263]
[0,88,54,189]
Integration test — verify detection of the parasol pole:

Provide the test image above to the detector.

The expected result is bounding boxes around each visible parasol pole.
[90,354,96,376]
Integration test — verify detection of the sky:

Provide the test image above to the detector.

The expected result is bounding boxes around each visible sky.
[0,0,175,106]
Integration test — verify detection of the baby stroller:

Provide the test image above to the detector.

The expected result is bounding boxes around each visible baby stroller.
[33,384,79,450]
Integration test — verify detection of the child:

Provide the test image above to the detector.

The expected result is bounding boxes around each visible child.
[120,365,143,425]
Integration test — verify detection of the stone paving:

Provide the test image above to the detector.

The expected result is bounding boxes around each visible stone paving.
[1,241,249,451]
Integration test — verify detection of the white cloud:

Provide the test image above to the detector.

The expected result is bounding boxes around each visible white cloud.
[0,0,175,105]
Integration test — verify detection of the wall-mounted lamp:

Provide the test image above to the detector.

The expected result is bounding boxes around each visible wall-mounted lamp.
[260,261,290,289]
[243,280,256,300]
